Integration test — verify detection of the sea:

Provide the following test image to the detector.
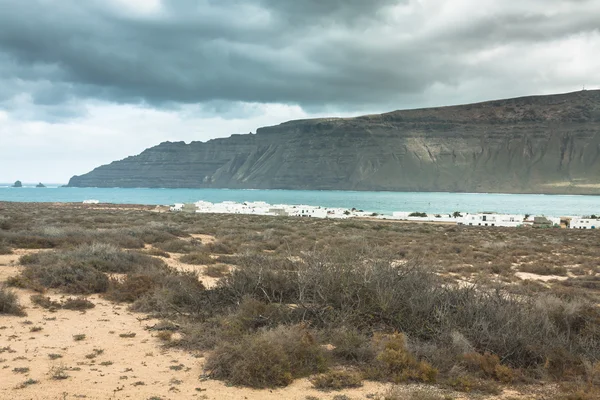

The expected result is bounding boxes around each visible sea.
[1,184,599,217]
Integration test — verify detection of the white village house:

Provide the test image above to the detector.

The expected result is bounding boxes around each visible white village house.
[570,217,600,229]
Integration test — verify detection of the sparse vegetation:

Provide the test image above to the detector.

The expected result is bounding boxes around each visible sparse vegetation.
[2,202,600,396]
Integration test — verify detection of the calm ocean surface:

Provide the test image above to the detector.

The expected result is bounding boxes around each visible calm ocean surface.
[1,184,599,216]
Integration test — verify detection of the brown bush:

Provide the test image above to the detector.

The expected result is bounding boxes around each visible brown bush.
[205,325,329,388]
[0,285,26,316]
[310,369,363,390]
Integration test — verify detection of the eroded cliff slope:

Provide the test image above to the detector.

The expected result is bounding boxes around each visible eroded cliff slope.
[68,90,600,194]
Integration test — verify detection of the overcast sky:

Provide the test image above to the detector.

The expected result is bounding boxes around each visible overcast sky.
[1,0,599,183]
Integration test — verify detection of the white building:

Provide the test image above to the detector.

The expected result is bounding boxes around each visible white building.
[570,217,600,229]
[458,213,525,227]
[83,199,100,204]
[169,203,184,211]
[287,205,328,218]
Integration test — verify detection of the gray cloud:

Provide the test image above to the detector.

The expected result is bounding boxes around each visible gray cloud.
[0,0,599,120]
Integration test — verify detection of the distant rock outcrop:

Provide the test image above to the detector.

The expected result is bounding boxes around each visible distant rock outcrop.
[12,180,22,188]
[68,90,600,194]
[36,183,46,188]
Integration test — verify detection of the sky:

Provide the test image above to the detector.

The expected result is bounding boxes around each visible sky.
[1,0,599,183]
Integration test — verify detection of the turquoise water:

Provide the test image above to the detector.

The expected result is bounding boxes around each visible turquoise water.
[1,184,599,216]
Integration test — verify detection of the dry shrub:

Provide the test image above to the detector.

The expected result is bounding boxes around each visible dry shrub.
[130,271,207,315]
[30,294,61,310]
[18,263,109,294]
[0,285,26,316]
[205,324,328,388]
[156,330,173,341]
[553,383,600,400]
[329,327,374,364]
[0,242,12,255]
[105,274,158,303]
[205,264,229,278]
[310,369,363,390]
[138,229,178,244]
[446,375,502,395]
[365,333,438,383]
[19,243,165,273]
[144,248,170,258]
[462,352,514,383]
[180,252,215,265]
[519,263,568,276]
[156,239,201,254]
[61,297,95,310]
[14,243,168,294]
[204,241,235,254]
[384,387,449,400]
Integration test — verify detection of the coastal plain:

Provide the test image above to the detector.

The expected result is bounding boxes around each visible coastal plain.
[1,202,600,400]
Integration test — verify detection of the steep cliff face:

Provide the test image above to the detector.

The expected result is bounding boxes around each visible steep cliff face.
[68,90,600,194]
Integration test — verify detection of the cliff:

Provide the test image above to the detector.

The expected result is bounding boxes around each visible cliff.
[68,90,600,194]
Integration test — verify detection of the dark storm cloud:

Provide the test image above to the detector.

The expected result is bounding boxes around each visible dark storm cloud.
[0,0,598,117]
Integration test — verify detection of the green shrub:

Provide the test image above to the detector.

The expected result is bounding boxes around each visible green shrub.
[0,286,26,316]
[205,325,329,388]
